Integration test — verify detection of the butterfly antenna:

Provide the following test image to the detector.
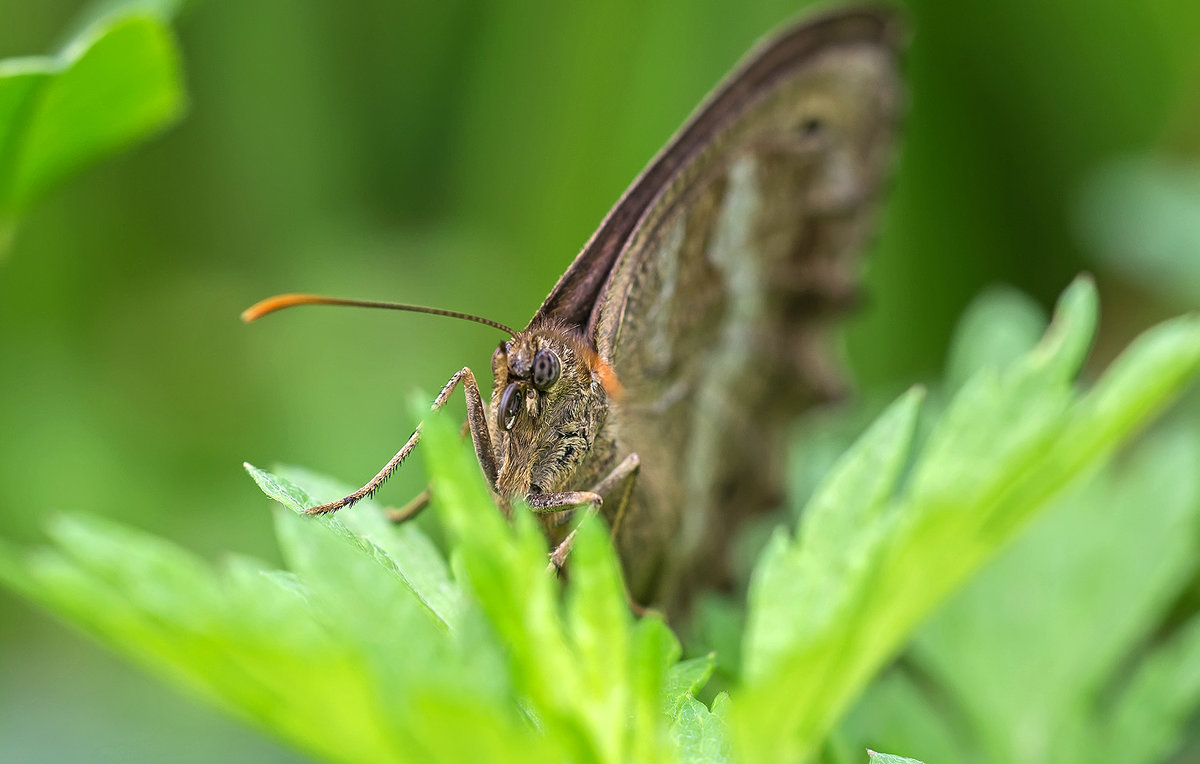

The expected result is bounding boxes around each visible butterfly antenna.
[241,293,518,337]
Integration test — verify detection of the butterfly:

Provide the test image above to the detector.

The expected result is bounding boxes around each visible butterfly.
[244,6,902,618]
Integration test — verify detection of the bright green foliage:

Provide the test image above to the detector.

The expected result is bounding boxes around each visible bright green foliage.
[873,430,1200,764]
[735,277,1200,762]
[0,405,694,763]
[0,278,1198,763]
[866,753,924,764]
[835,289,1200,763]
[826,287,1200,763]
[0,8,184,250]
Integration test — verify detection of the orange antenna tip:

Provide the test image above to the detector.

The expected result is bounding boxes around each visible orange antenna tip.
[240,293,326,323]
[239,292,518,336]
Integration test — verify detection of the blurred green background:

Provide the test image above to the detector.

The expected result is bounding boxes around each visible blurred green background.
[1,0,1197,760]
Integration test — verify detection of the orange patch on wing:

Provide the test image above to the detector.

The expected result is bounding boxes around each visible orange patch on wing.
[589,352,624,400]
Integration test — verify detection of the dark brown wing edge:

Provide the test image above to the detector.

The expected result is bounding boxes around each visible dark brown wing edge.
[529,4,903,336]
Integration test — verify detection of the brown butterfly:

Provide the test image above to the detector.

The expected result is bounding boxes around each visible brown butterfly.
[244,6,902,618]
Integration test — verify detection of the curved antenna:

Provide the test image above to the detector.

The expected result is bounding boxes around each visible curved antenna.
[241,293,518,337]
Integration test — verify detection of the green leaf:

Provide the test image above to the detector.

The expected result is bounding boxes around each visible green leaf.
[250,463,462,630]
[1077,155,1200,303]
[838,669,967,763]
[1101,614,1200,763]
[867,751,925,764]
[664,653,716,716]
[414,395,677,763]
[672,693,732,764]
[246,463,454,630]
[945,285,1047,392]
[0,513,404,763]
[0,12,185,243]
[735,277,1200,762]
[0,63,53,201]
[909,428,1200,762]
[745,385,924,681]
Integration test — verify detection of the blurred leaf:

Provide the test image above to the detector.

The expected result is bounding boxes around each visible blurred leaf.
[735,277,1200,762]
[0,12,184,247]
[840,424,1200,764]
[747,385,924,680]
[0,512,401,763]
[913,427,1200,762]
[1077,156,1200,304]
[838,669,967,764]
[66,0,187,40]
[945,285,1048,392]
[1101,613,1200,763]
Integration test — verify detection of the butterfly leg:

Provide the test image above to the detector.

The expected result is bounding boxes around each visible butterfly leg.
[304,367,498,514]
[533,453,641,572]
[386,420,473,524]
[592,453,640,540]
[386,487,431,523]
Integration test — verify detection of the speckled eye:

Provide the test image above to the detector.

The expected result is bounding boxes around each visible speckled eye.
[499,382,523,431]
[531,349,561,391]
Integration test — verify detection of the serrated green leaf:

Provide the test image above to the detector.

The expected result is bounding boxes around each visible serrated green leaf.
[630,615,682,764]
[245,462,459,631]
[801,386,924,557]
[565,516,639,763]
[664,653,716,717]
[268,463,463,631]
[414,394,677,764]
[867,751,925,764]
[735,278,1200,762]
[0,511,403,763]
[910,429,1200,762]
[3,402,688,764]
[746,386,923,680]
[672,694,732,764]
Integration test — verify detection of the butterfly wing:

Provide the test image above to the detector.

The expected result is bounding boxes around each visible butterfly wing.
[537,7,903,609]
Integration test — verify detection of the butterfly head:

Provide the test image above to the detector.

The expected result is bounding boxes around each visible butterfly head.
[490,319,619,498]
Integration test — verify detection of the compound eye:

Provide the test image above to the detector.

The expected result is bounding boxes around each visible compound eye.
[531,349,561,391]
[499,382,523,431]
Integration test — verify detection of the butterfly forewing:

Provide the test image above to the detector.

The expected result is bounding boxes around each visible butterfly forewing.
[534,8,903,607]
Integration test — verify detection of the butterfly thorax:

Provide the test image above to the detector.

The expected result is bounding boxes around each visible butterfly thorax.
[489,319,618,506]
